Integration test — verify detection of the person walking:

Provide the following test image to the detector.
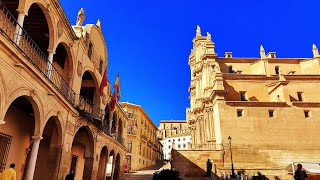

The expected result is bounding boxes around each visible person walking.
[0,164,16,180]
[65,170,75,180]
[206,159,212,177]
[294,164,308,180]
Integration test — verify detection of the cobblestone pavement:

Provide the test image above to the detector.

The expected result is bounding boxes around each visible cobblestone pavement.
[124,163,166,180]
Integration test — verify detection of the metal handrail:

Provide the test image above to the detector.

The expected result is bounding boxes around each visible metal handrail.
[0,1,76,105]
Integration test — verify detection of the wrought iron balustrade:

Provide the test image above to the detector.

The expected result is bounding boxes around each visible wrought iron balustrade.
[0,1,115,140]
[140,134,147,142]
[0,1,76,105]
[189,143,223,150]
[99,124,110,135]
[111,133,124,146]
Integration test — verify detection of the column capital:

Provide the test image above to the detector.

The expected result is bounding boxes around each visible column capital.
[47,49,56,54]
[32,135,43,141]
[16,9,28,16]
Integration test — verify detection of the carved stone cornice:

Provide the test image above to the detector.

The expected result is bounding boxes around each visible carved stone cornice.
[291,101,320,108]
[225,101,288,107]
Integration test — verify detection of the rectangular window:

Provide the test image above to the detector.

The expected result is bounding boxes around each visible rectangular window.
[237,109,243,117]
[297,92,303,102]
[127,141,132,153]
[268,110,274,118]
[304,110,310,118]
[240,92,246,101]
[0,133,12,172]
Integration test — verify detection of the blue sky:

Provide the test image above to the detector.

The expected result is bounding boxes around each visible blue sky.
[60,0,320,126]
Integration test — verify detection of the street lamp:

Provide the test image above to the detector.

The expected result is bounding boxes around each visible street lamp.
[228,136,235,178]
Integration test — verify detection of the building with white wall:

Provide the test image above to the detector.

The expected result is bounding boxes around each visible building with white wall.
[160,134,192,161]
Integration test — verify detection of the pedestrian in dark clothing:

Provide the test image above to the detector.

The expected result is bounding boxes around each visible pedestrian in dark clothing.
[206,159,212,177]
[294,164,308,180]
[65,170,75,180]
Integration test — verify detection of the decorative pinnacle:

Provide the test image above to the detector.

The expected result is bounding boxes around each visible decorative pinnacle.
[196,25,202,37]
[312,44,319,58]
[96,19,101,28]
[260,45,266,59]
[313,44,317,49]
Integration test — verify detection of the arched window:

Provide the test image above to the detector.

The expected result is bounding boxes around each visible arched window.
[228,66,233,73]
[88,42,93,59]
[99,59,103,74]
[275,66,279,75]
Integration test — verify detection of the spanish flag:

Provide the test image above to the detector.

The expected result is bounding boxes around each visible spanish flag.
[113,74,121,100]
[99,69,109,96]
[109,91,117,112]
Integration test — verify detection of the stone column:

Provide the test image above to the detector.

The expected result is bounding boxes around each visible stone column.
[14,10,27,45]
[25,136,43,180]
[83,157,94,180]
[109,111,113,134]
[46,51,55,79]
[110,156,116,180]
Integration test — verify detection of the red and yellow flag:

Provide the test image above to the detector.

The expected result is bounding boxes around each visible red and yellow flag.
[113,74,121,100]
[99,69,109,96]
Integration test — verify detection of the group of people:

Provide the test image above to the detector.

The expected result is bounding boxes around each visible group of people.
[0,162,309,180]
[0,163,75,180]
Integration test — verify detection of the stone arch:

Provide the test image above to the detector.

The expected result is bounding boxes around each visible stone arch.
[0,70,6,121]
[53,40,75,86]
[4,88,43,136]
[81,66,100,88]
[70,125,95,179]
[24,0,56,53]
[88,25,108,70]
[113,153,121,180]
[97,145,109,179]
[42,110,65,145]
[79,68,101,117]
[34,115,64,179]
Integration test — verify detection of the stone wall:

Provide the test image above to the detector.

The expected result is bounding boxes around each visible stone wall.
[171,149,223,179]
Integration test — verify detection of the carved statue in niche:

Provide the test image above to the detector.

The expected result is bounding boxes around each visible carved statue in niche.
[76,8,85,26]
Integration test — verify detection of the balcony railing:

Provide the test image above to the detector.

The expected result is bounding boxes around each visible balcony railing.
[0,2,124,144]
[111,133,124,146]
[189,143,223,150]
[0,1,76,105]
[140,134,147,142]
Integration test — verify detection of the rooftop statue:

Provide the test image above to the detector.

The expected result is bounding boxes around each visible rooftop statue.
[206,32,211,42]
[196,25,201,36]
[76,8,85,26]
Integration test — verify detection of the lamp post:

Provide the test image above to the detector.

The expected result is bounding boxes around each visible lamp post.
[228,136,235,178]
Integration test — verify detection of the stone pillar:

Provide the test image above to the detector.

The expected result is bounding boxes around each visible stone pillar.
[25,136,43,180]
[110,156,116,180]
[109,111,113,134]
[14,10,27,45]
[46,51,55,79]
[83,157,94,180]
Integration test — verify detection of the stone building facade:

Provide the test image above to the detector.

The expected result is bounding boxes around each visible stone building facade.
[0,1,127,180]
[157,120,188,140]
[172,26,320,179]
[161,134,191,161]
[120,102,163,171]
